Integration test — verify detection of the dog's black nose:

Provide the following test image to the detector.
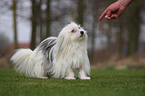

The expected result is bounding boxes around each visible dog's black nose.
[80,31,84,35]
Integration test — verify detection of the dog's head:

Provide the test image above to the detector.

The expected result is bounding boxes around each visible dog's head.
[58,22,88,42]
[55,22,88,51]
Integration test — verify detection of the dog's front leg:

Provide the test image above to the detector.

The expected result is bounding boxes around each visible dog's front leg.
[78,67,91,80]
[65,68,76,79]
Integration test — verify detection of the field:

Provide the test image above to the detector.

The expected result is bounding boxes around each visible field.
[0,69,145,96]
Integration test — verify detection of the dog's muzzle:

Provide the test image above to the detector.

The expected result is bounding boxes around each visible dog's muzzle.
[80,31,84,37]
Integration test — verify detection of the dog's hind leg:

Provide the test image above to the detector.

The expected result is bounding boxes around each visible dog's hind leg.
[37,77,48,79]
[65,68,76,79]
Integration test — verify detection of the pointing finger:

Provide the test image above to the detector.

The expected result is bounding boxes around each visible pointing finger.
[99,10,107,21]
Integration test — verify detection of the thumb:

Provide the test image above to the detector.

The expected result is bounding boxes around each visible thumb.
[106,10,111,17]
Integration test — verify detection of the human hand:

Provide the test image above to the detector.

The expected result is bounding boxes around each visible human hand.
[99,0,132,21]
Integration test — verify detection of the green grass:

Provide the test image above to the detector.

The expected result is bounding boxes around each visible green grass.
[0,69,145,96]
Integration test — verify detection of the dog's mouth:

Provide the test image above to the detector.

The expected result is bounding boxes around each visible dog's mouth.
[80,34,84,38]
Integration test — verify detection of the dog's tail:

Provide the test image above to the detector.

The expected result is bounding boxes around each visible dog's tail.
[10,48,45,77]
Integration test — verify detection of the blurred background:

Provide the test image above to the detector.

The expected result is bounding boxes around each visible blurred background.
[0,0,145,70]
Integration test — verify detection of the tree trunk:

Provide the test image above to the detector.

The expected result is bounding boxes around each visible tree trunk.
[46,0,51,38]
[127,1,141,56]
[115,17,123,59]
[13,0,18,49]
[30,0,37,50]
[77,0,84,25]
[39,0,43,42]
[90,20,96,63]
[71,10,76,22]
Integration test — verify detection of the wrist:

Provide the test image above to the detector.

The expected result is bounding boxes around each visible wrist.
[118,0,133,7]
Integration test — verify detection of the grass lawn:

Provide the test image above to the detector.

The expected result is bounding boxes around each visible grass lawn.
[0,69,145,96]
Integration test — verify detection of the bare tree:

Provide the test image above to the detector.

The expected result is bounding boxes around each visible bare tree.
[38,0,43,42]
[12,0,18,49]
[77,0,84,25]
[30,0,37,50]
[46,0,51,38]
[0,33,10,57]
[127,0,141,56]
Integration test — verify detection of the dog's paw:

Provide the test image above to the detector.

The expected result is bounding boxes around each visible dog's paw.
[38,77,48,79]
[80,77,91,80]
[65,77,76,80]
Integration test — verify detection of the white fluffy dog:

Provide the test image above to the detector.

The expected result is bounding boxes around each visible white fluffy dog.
[11,22,91,79]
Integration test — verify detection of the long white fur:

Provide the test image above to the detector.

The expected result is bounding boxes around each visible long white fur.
[11,22,90,79]
[11,48,46,77]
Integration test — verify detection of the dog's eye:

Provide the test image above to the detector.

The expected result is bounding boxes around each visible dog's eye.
[71,29,75,33]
